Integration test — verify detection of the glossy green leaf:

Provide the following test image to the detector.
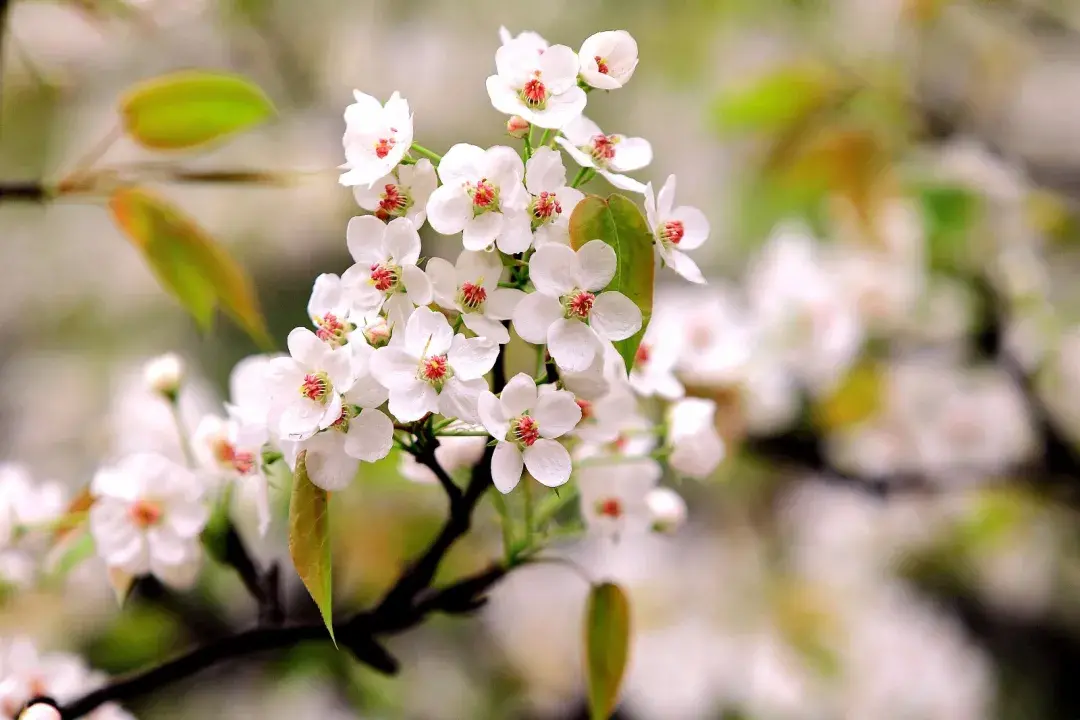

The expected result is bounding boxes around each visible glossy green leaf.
[568,194,654,373]
[711,64,843,136]
[584,582,631,720]
[120,70,275,150]
[289,451,335,642]
[109,187,272,347]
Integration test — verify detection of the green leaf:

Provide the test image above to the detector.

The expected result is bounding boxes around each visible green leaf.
[584,582,631,720]
[45,527,96,580]
[918,183,981,272]
[711,64,843,136]
[289,450,335,642]
[120,70,275,150]
[109,187,272,347]
[568,194,654,373]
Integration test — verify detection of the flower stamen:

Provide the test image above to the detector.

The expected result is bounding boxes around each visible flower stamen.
[374,136,396,159]
[520,74,548,110]
[130,499,163,528]
[376,183,412,221]
[418,354,452,390]
[458,281,487,312]
[530,191,562,228]
[369,263,402,293]
[596,497,623,519]
[300,371,331,404]
[562,289,596,320]
[658,220,685,247]
[511,414,540,447]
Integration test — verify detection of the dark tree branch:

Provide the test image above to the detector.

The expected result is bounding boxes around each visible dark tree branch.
[221,523,284,626]
[0,182,45,201]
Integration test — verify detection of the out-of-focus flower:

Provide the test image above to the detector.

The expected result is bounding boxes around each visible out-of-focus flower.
[579,31,639,90]
[426,144,532,253]
[340,90,413,188]
[352,159,438,229]
[340,216,432,333]
[644,175,709,284]
[578,457,659,539]
[225,354,283,450]
[142,353,184,399]
[486,38,586,129]
[478,374,581,493]
[191,415,269,536]
[647,487,688,533]
[513,241,641,372]
[89,453,208,589]
[629,320,685,400]
[426,249,524,344]
[524,147,584,247]
[667,398,725,479]
[555,116,651,193]
[370,307,497,423]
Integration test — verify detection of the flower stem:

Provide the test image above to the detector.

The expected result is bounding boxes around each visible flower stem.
[489,487,515,564]
[533,483,579,529]
[570,167,595,189]
[168,399,197,469]
[538,128,552,148]
[410,143,443,164]
[523,125,534,161]
[523,480,534,550]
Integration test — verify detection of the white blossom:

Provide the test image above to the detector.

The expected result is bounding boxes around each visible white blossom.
[426,249,524,344]
[498,26,548,53]
[192,415,270,536]
[265,328,354,442]
[646,487,687,533]
[524,147,584,247]
[578,457,659,539]
[142,353,184,398]
[666,398,725,479]
[307,273,359,349]
[426,144,532,253]
[89,453,208,589]
[352,159,438,229]
[555,115,651,193]
[340,90,413,188]
[644,175,710,284]
[478,374,581,492]
[578,31,639,90]
[628,320,685,400]
[224,354,282,450]
[512,241,642,372]
[370,307,498,424]
[340,216,433,333]
[486,37,587,129]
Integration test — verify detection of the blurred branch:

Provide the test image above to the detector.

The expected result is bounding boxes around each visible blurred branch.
[221,522,284,627]
[0,182,46,201]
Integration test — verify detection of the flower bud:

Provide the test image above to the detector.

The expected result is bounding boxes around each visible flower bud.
[20,704,62,720]
[144,353,185,400]
[506,115,530,139]
[647,487,687,534]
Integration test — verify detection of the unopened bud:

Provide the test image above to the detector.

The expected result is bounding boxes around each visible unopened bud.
[144,353,185,400]
[362,318,392,349]
[20,704,62,720]
[647,487,687,534]
[507,116,530,139]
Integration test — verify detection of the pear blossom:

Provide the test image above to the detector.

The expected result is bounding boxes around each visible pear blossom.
[506,115,530,138]
[359,316,393,349]
[224,353,282,450]
[307,273,357,349]
[192,415,270,536]
[426,249,524,344]
[555,115,651,193]
[629,321,685,400]
[478,374,581,493]
[352,159,438,228]
[644,175,710,284]
[89,453,209,589]
[0,465,65,546]
[646,486,687,533]
[524,147,584,247]
[512,241,642,372]
[425,144,532,253]
[399,432,487,484]
[370,307,498,423]
[486,37,587,129]
[498,26,548,53]
[579,31,639,90]
[577,457,660,539]
[265,328,354,441]
[573,383,640,445]
[340,216,432,332]
[666,398,725,479]
[339,90,414,188]
[143,353,184,398]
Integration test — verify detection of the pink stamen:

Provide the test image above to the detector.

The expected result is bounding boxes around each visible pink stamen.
[301,373,327,401]
[597,498,622,518]
[532,191,562,221]
[595,56,610,74]
[130,499,162,528]
[660,220,685,246]
[369,263,398,292]
[374,136,396,159]
[422,355,449,382]
[460,281,487,310]
[514,415,540,447]
[376,183,408,221]
[567,291,595,319]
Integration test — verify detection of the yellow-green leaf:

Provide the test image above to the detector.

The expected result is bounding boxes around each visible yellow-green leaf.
[568,194,654,373]
[584,582,631,720]
[120,70,275,150]
[813,359,883,431]
[109,187,272,347]
[289,451,335,642]
[711,63,844,136]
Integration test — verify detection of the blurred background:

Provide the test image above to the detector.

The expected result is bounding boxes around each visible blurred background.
[5,0,1080,717]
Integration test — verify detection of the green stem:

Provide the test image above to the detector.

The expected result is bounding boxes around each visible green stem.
[410,143,443,164]
[523,125,533,161]
[533,483,579,529]
[523,480,534,550]
[570,167,595,189]
[489,488,515,564]
[538,128,552,148]
[169,400,197,468]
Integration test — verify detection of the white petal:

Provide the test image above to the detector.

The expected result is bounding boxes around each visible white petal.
[525,146,567,195]
[495,211,534,254]
[479,391,509,439]
[147,525,189,565]
[388,379,439,422]
[457,248,503,288]
[532,87,587,130]
[530,243,579,296]
[669,206,710,250]
[591,291,643,341]
[437,143,487,185]
[448,334,499,379]
[656,174,677,217]
[322,345,355,391]
[561,115,605,146]
[346,215,388,265]
[533,390,582,438]
[308,273,346,320]
[484,145,526,186]
[522,439,572,487]
[666,249,707,285]
[611,137,652,172]
[406,306,454,357]
[491,442,524,493]
[548,318,600,372]
[402,264,433,305]
[426,184,471,235]
[370,347,417,387]
[438,377,487,424]
[383,293,416,340]
[425,256,459,309]
[305,439,360,491]
[344,409,394,462]
[500,373,538,416]
[512,292,563,344]
[353,173,391,210]
[486,75,525,117]
[598,169,647,194]
[345,373,389,409]
[576,240,617,291]
[384,217,422,265]
[463,212,504,251]
[580,65,623,91]
[554,136,597,170]
[462,312,511,344]
[486,287,525,320]
[537,44,580,93]
[287,327,325,366]
[167,499,211,536]
[152,551,202,589]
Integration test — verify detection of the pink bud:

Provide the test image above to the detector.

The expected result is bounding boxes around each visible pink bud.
[20,704,62,720]
[506,116,530,139]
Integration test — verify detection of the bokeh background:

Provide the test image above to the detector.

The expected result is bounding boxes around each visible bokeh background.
[5,0,1080,718]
